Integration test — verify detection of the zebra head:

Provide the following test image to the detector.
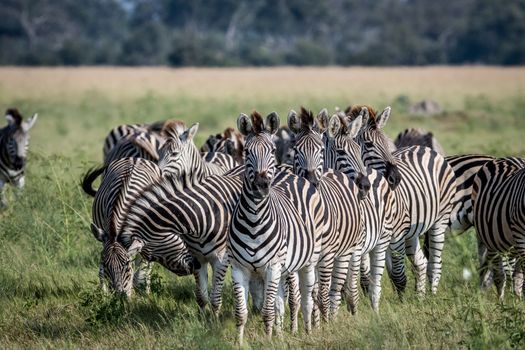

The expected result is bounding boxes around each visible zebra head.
[3,109,38,171]
[323,111,371,199]
[158,122,199,179]
[237,111,279,197]
[92,223,144,297]
[287,107,327,187]
[350,106,402,190]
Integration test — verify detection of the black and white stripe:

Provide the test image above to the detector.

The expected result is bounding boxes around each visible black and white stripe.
[350,105,456,296]
[287,108,366,319]
[229,111,323,343]
[472,157,525,299]
[0,108,37,208]
[394,127,445,155]
[87,157,195,296]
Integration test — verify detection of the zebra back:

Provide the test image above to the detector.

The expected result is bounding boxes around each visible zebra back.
[473,157,525,252]
[395,128,445,155]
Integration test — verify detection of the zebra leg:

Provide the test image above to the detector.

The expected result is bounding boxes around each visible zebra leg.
[369,238,389,312]
[512,259,523,298]
[298,263,316,334]
[262,264,281,338]
[406,235,427,296]
[345,247,362,315]
[13,176,25,200]
[249,277,264,314]
[316,255,335,323]
[274,279,286,335]
[478,238,494,290]
[194,263,209,311]
[387,239,408,296]
[328,255,350,318]
[133,257,152,294]
[426,221,447,295]
[360,252,371,295]
[487,252,506,301]
[99,259,108,293]
[286,272,300,333]
[231,264,250,345]
[210,260,230,316]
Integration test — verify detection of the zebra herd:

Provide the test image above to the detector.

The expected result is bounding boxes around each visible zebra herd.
[73,105,524,343]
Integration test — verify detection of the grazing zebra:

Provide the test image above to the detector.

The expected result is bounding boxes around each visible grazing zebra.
[287,107,367,319]
[201,127,245,164]
[394,128,445,155]
[229,111,323,343]
[319,109,409,313]
[0,108,38,208]
[472,157,525,299]
[349,105,456,295]
[87,157,196,296]
[102,120,172,161]
[158,121,238,190]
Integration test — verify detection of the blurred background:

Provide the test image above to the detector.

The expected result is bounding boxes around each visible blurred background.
[1,0,524,66]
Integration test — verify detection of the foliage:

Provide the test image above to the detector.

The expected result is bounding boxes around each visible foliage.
[1,0,525,66]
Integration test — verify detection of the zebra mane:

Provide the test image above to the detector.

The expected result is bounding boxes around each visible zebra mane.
[299,107,315,131]
[251,111,265,134]
[5,108,23,126]
[346,105,378,128]
[162,119,187,139]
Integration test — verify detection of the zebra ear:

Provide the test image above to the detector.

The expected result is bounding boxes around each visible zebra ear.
[22,113,38,132]
[327,115,341,138]
[287,110,301,134]
[346,115,363,139]
[5,114,15,126]
[359,107,369,127]
[127,239,144,257]
[315,108,329,133]
[237,113,252,136]
[266,112,280,135]
[181,123,199,142]
[375,106,391,129]
[91,223,107,242]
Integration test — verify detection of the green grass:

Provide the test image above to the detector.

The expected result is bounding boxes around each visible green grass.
[0,67,524,349]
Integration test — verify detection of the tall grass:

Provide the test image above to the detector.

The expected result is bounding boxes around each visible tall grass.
[0,67,524,349]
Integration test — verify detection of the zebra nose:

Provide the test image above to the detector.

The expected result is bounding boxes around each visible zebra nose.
[357,174,371,199]
[13,156,25,170]
[306,170,319,186]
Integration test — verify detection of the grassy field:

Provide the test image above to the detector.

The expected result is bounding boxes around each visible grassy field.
[0,66,524,349]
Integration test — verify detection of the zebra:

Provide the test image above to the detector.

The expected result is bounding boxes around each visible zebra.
[394,127,446,155]
[317,108,409,313]
[274,126,295,165]
[102,120,172,161]
[287,107,367,319]
[229,111,324,343]
[86,157,197,296]
[349,105,457,296]
[201,127,245,164]
[0,108,38,208]
[472,157,525,299]
[82,131,163,197]
[157,121,238,190]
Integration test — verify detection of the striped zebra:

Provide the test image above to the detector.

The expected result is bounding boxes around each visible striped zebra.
[319,109,409,312]
[394,128,445,155]
[472,157,525,299]
[349,105,457,295]
[229,111,323,343]
[87,157,196,296]
[0,109,38,208]
[102,120,171,161]
[274,126,295,165]
[201,127,245,164]
[158,121,238,190]
[287,107,367,319]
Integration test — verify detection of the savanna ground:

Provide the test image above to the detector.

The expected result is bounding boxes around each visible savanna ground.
[0,67,524,349]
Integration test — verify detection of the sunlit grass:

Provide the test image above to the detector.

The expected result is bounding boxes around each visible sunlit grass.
[0,67,524,348]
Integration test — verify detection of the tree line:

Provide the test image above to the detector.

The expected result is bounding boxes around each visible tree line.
[1,0,524,66]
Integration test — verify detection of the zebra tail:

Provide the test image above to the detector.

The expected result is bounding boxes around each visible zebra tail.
[81,165,107,197]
